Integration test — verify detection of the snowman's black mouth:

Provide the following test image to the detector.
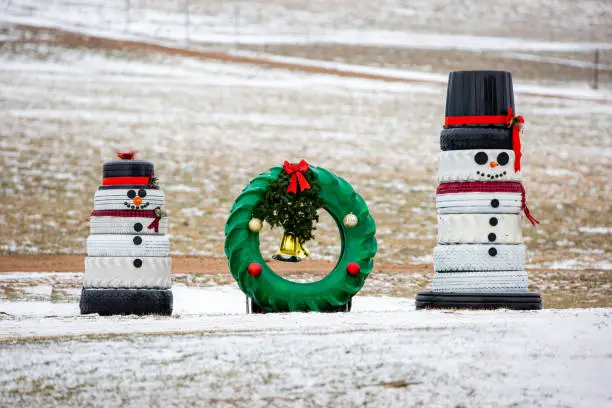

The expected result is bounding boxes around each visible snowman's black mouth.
[476,170,507,180]
[123,202,151,210]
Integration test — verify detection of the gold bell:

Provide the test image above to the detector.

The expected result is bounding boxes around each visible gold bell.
[273,232,310,262]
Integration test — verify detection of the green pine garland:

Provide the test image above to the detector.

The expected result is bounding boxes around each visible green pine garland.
[252,169,323,243]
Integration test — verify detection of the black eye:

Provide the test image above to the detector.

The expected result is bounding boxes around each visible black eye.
[474,152,488,165]
[138,189,147,198]
[497,152,509,166]
[127,190,136,199]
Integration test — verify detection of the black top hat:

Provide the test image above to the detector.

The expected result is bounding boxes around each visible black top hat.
[100,152,156,189]
[445,70,515,118]
[103,159,154,179]
[441,71,516,151]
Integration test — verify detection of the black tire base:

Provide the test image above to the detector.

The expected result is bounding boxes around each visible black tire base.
[440,127,512,151]
[415,291,541,310]
[247,297,352,314]
[80,288,173,316]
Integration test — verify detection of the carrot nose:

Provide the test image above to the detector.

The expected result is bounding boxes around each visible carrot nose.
[133,197,142,206]
[489,162,499,168]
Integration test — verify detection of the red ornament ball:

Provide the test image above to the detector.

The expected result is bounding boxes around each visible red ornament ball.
[247,262,262,277]
[346,262,360,276]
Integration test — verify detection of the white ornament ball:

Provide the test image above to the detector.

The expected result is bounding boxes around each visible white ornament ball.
[248,218,263,232]
[343,213,358,228]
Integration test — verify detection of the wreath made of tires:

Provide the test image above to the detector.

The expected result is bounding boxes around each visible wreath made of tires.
[224,165,377,312]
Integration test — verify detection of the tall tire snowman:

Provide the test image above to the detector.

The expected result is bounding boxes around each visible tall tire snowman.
[80,152,172,315]
[416,71,542,310]
[225,161,377,313]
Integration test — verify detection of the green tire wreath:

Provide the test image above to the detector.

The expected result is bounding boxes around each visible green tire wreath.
[224,164,377,312]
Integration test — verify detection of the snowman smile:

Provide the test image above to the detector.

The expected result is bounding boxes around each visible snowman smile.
[476,170,508,179]
[474,151,510,180]
[124,201,151,210]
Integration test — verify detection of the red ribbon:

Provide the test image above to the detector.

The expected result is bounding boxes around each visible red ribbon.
[283,160,311,194]
[103,176,151,186]
[519,183,540,226]
[444,107,524,173]
[147,207,163,232]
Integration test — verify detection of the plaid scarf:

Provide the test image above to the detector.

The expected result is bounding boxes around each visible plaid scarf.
[90,208,166,232]
[437,181,539,226]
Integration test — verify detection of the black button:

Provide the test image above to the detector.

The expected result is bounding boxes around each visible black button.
[133,259,142,268]
[134,223,143,232]
[491,199,499,208]
[133,236,142,245]
[488,233,496,242]
[488,247,497,257]
[127,190,136,199]
[489,217,498,226]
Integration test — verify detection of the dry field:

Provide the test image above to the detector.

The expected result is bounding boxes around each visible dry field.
[1,0,611,294]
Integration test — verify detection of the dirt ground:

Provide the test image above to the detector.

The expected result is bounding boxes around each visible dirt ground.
[0,254,418,274]
[1,255,610,309]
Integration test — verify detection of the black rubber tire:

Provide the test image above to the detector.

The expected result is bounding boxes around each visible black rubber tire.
[440,127,513,151]
[415,291,541,310]
[103,160,154,178]
[247,297,351,314]
[80,288,173,316]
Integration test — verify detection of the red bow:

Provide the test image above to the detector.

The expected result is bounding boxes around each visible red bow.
[147,207,163,232]
[444,108,524,172]
[283,160,311,194]
[117,151,136,160]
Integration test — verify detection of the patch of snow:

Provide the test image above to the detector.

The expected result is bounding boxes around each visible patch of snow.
[164,184,200,193]
[0,278,610,406]
[579,227,612,234]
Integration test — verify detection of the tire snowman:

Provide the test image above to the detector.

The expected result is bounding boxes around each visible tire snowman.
[80,152,172,315]
[416,70,542,310]
[225,161,377,313]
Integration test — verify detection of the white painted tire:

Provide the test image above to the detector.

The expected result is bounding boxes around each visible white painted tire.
[94,188,164,211]
[90,216,169,235]
[438,214,522,244]
[84,257,172,289]
[437,192,522,214]
[438,149,521,183]
[433,244,525,272]
[432,271,529,293]
[87,235,169,257]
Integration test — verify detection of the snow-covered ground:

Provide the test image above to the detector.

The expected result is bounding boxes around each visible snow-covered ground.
[1,272,611,407]
[4,0,612,44]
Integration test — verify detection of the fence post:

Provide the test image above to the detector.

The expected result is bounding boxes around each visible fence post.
[592,49,600,90]
[125,0,130,33]
[234,4,239,47]
[185,0,190,44]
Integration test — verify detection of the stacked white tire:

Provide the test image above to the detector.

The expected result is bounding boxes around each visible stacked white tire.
[433,150,528,293]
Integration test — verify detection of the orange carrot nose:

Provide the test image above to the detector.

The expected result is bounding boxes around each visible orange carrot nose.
[133,197,142,206]
[489,162,499,168]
